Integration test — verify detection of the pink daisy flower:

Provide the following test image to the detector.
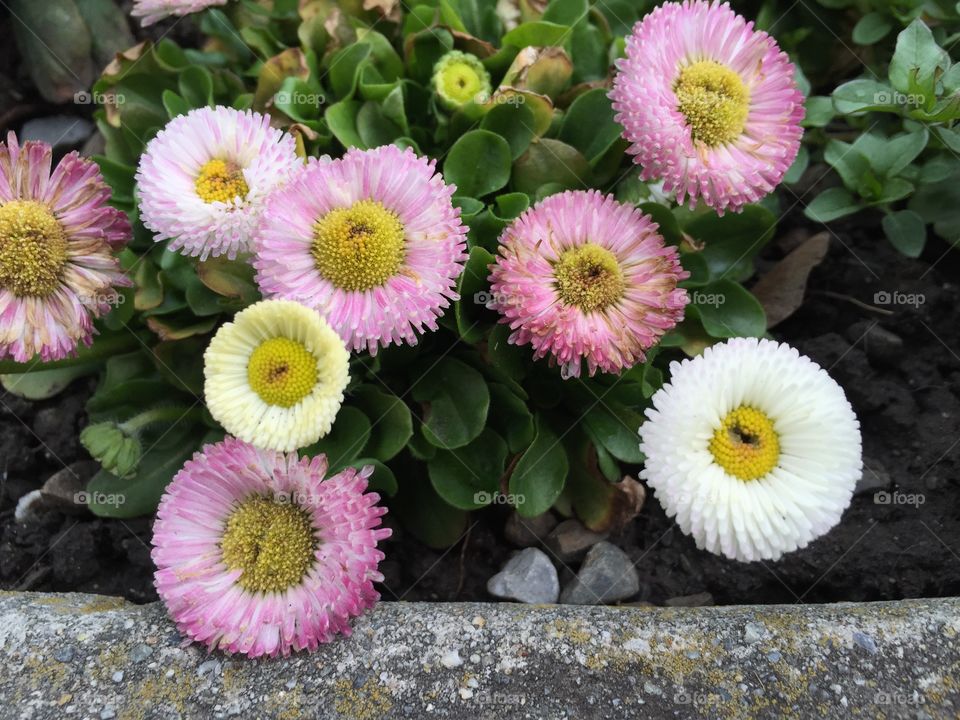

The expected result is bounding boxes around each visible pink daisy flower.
[132,0,228,26]
[137,106,301,260]
[152,437,391,658]
[609,0,804,213]
[0,132,130,362]
[488,190,688,379]
[254,145,468,354]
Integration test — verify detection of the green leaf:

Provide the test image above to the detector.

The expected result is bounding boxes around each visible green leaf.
[582,401,644,464]
[803,96,835,127]
[87,423,200,518]
[325,100,365,149]
[512,139,591,195]
[502,21,570,48]
[488,383,535,453]
[444,130,512,197]
[455,246,496,342]
[178,66,214,108]
[480,101,537,160]
[301,406,372,468]
[558,88,622,165]
[695,280,766,338]
[832,79,901,114]
[393,473,468,549]
[356,101,403,147]
[804,187,863,222]
[685,205,777,280]
[428,428,508,510]
[888,19,948,100]
[351,386,413,462]
[509,415,568,517]
[882,210,927,257]
[162,89,191,119]
[412,357,490,449]
[329,43,372,99]
[1,365,96,400]
[870,129,928,178]
[852,12,892,45]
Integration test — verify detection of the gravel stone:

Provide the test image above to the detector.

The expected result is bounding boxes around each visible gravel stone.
[560,542,639,605]
[545,520,608,562]
[503,512,557,547]
[487,548,560,604]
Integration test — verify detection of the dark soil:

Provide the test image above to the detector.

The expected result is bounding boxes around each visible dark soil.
[2,203,958,606]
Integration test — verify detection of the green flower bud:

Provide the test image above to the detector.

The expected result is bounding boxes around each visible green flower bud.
[432,51,492,111]
[80,422,142,478]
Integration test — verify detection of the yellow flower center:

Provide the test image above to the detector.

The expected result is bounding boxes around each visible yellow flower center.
[311,199,405,291]
[674,60,750,147]
[220,496,316,593]
[0,200,69,297]
[553,243,625,312]
[195,159,249,204]
[709,405,780,481]
[439,60,487,105]
[247,337,318,408]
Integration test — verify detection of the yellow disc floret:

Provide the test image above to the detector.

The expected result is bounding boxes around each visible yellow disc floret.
[0,199,68,297]
[674,60,750,147]
[220,496,316,593]
[553,243,626,312]
[709,405,780,481]
[195,158,249,204]
[247,337,318,408]
[311,199,405,291]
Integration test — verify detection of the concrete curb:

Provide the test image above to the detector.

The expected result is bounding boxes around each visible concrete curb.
[1,592,957,719]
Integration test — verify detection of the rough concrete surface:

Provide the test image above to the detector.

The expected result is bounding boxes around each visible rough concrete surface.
[0,592,957,719]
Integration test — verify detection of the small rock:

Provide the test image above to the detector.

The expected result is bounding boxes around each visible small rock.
[664,592,714,607]
[41,461,99,515]
[846,321,903,368]
[111,671,124,683]
[487,548,560,604]
[100,709,116,720]
[440,650,462,669]
[504,511,557,547]
[54,646,76,663]
[14,490,46,524]
[855,459,892,496]
[197,660,221,677]
[743,622,765,644]
[21,116,94,153]
[852,631,877,654]
[767,651,782,662]
[129,644,153,663]
[559,542,639,605]
[545,520,608,562]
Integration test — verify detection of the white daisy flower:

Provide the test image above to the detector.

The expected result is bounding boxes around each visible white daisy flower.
[137,106,301,260]
[204,300,350,452]
[639,337,862,562]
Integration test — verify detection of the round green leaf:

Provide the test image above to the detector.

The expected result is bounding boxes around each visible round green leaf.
[428,429,508,510]
[882,210,927,258]
[695,280,766,338]
[509,415,569,517]
[351,386,413,462]
[444,130,512,197]
[411,357,490,449]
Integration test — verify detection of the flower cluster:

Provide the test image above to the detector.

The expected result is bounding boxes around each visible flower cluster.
[1,0,869,659]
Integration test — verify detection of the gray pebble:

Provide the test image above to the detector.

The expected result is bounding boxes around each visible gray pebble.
[487,548,560,604]
[560,542,639,605]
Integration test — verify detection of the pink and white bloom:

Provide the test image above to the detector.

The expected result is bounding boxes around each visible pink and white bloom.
[0,132,130,362]
[254,145,468,354]
[488,190,688,379]
[132,0,228,26]
[609,0,804,213]
[137,106,301,260]
[152,437,391,658]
